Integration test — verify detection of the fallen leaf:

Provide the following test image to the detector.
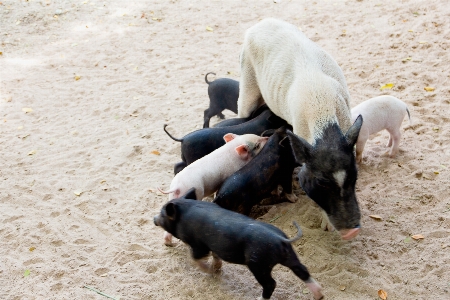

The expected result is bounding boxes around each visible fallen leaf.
[369,215,382,220]
[401,57,412,62]
[411,234,424,240]
[74,75,81,81]
[28,150,36,156]
[302,288,309,294]
[24,270,30,277]
[100,180,106,184]
[404,236,412,243]
[434,171,439,174]
[0,51,2,55]
[206,26,213,32]
[339,285,346,291]
[380,83,394,90]
[151,150,160,155]
[419,41,427,44]
[378,289,387,300]
[74,190,83,196]
[100,273,108,277]
[424,86,435,92]
[29,247,36,252]
[22,107,33,113]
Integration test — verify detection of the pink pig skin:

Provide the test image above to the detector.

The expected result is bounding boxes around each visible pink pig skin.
[351,95,410,163]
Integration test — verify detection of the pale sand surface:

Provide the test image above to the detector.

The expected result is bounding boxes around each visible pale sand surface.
[1,0,449,299]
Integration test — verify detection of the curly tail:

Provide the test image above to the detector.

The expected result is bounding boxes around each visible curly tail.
[406,107,412,125]
[281,221,303,243]
[163,124,183,142]
[205,72,216,84]
[157,186,176,194]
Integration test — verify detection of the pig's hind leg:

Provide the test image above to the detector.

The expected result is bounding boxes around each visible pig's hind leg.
[283,255,323,300]
[248,262,276,300]
[387,128,402,157]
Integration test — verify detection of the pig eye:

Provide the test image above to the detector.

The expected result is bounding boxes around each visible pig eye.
[316,177,330,187]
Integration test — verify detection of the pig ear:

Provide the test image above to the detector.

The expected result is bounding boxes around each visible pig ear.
[287,130,312,163]
[224,133,238,143]
[345,114,363,146]
[165,203,177,221]
[235,144,250,159]
[182,187,197,200]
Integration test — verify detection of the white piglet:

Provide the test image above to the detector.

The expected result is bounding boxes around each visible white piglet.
[351,95,410,163]
[159,133,269,246]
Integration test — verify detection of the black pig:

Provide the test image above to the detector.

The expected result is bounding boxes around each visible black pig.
[153,188,323,300]
[203,72,239,128]
[214,127,300,215]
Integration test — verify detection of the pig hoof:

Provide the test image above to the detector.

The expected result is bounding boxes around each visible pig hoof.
[306,279,324,300]
[320,215,335,232]
[163,232,174,247]
[285,193,298,203]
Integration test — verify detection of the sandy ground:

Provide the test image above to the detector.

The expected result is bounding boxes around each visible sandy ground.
[1,0,449,299]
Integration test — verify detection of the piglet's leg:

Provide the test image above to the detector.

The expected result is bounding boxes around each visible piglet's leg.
[388,129,402,157]
[163,231,173,246]
[305,278,324,300]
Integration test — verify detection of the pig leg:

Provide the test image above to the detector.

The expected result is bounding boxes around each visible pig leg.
[387,128,402,157]
[238,55,262,118]
[284,257,323,300]
[211,253,223,273]
[164,232,174,246]
[174,162,187,175]
[248,263,276,300]
[192,245,212,273]
[320,210,335,232]
[280,170,297,203]
[355,128,369,163]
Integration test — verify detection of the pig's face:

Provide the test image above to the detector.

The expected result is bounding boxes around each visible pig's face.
[288,116,363,240]
[240,134,270,158]
[154,188,197,234]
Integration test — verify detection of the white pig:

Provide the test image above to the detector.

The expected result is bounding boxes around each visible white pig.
[159,132,269,245]
[351,95,410,163]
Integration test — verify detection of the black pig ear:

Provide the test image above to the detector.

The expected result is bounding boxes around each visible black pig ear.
[183,187,197,200]
[287,130,312,164]
[165,203,177,221]
[345,114,363,146]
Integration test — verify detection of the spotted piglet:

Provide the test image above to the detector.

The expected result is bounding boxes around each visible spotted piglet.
[351,95,410,163]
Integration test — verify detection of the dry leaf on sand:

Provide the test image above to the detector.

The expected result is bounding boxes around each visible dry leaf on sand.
[369,215,382,220]
[380,83,394,90]
[378,289,387,300]
[412,234,424,240]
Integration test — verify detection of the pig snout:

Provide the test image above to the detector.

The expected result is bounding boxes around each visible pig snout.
[153,215,161,226]
[339,225,361,240]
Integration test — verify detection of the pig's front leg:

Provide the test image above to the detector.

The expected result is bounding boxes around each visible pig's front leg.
[163,231,174,246]
[320,210,335,232]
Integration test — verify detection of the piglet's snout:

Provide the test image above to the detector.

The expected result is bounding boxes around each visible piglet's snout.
[339,225,360,240]
[153,215,161,226]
